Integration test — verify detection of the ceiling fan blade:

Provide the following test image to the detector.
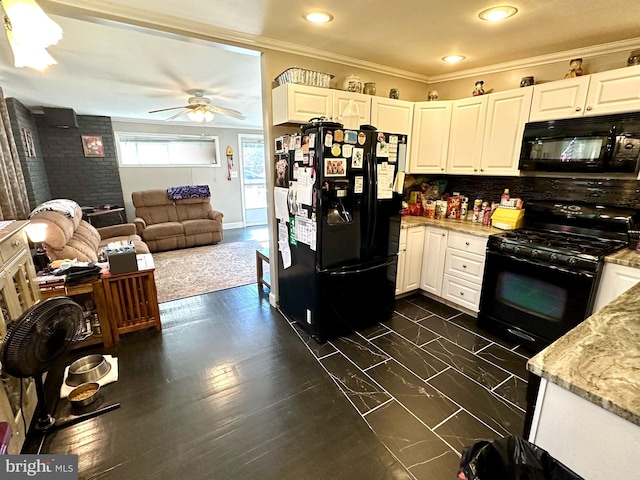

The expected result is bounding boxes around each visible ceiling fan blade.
[149,105,190,114]
[210,105,246,120]
[164,110,190,121]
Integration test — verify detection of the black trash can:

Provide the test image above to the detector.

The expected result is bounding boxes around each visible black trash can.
[457,436,584,480]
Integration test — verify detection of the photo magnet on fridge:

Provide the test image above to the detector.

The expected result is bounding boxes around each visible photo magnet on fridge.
[344,131,358,144]
[324,158,346,177]
[351,148,364,168]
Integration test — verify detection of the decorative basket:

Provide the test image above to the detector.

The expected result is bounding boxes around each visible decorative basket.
[275,67,333,88]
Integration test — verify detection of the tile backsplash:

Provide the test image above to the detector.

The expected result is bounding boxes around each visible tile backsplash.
[434,175,640,209]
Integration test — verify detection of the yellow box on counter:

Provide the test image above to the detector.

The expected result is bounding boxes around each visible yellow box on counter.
[492,207,525,230]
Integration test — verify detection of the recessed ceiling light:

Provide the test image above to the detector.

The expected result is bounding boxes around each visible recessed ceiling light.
[442,55,466,63]
[304,11,334,23]
[478,6,518,21]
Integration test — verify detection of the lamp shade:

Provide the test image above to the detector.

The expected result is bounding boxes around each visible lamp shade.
[2,0,62,49]
[25,222,48,243]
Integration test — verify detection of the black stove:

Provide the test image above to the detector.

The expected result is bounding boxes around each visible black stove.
[487,201,635,271]
[489,228,627,272]
[479,201,637,352]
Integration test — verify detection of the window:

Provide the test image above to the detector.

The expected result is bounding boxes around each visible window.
[239,134,266,210]
[116,133,221,166]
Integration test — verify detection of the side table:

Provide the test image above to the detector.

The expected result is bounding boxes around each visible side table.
[102,266,161,341]
[39,281,114,348]
[84,207,125,226]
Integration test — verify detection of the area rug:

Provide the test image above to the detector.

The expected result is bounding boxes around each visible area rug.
[152,240,268,303]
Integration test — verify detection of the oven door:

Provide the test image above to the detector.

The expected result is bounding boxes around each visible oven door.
[478,250,597,350]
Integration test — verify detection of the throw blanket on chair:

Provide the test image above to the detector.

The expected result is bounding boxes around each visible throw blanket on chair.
[166,185,211,200]
[29,199,78,218]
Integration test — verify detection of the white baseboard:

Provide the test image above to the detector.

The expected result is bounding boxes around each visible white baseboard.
[223,222,244,230]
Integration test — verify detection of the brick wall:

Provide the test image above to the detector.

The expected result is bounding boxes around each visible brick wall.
[34,114,126,224]
[5,98,51,209]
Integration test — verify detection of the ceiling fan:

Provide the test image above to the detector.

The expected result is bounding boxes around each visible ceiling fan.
[149,90,246,123]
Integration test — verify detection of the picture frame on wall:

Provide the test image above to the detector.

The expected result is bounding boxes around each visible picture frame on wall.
[23,128,35,157]
[81,135,105,157]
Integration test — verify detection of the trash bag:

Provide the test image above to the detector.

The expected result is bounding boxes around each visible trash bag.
[457,436,584,480]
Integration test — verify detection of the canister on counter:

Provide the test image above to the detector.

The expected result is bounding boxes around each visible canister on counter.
[472,198,483,222]
[482,202,492,226]
[435,200,447,219]
[461,197,469,220]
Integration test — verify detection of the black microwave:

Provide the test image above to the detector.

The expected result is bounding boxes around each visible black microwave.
[519,112,640,174]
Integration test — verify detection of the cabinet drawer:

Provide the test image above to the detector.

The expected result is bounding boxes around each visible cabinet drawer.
[0,230,27,264]
[444,249,485,284]
[447,231,487,255]
[442,274,482,312]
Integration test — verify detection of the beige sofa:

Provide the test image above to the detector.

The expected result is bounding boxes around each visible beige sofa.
[132,189,223,252]
[28,202,150,263]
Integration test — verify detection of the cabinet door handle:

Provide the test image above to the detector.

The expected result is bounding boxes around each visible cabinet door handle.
[12,240,20,247]
[442,234,446,237]
[465,241,470,246]
[462,264,467,268]
[480,168,484,172]
[586,106,592,111]
[575,107,582,112]
[473,168,478,172]
[460,292,464,296]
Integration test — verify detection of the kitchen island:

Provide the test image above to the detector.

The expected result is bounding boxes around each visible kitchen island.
[527,281,640,480]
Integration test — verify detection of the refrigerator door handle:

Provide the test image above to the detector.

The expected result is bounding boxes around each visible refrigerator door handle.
[318,256,396,276]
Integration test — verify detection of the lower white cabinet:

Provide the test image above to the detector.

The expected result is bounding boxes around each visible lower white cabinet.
[420,227,448,295]
[397,226,425,294]
[593,262,640,313]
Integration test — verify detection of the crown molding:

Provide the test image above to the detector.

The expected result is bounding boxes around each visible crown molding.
[41,1,640,85]
[426,37,640,84]
[111,117,263,130]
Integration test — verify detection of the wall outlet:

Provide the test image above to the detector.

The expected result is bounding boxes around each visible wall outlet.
[230,171,238,178]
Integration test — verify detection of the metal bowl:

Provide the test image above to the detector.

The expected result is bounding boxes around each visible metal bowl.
[65,354,111,387]
[68,382,100,407]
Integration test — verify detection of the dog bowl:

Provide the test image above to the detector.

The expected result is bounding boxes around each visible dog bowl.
[68,382,100,407]
[65,354,111,387]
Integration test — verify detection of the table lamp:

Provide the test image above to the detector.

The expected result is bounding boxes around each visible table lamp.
[25,223,50,273]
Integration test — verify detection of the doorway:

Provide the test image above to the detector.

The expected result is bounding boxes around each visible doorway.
[238,133,267,226]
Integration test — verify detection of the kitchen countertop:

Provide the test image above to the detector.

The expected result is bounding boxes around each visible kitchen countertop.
[527,282,640,427]
[604,247,640,268]
[401,216,503,237]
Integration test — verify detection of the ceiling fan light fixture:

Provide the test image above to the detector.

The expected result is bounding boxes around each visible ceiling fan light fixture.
[303,11,333,24]
[187,107,214,123]
[5,22,57,70]
[442,55,465,64]
[2,0,62,49]
[478,6,518,22]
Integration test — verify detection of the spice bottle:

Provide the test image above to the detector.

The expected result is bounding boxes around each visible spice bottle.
[472,198,483,222]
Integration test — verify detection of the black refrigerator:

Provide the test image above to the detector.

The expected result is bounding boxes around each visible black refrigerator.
[277,122,407,342]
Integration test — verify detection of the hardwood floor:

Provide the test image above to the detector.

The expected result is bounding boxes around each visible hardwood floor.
[24,284,531,480]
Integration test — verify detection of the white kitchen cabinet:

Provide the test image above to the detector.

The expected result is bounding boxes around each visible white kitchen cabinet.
[272,84,333,124]
[396,229,407,296]
[370,97,414,134]
[529,65,640,122]
[332,90,371,126]
[446,96,487,174]
[407,101,452,174]
[420,226,448,296]
[397,226,425,294]
[593,262,640,313]
[441,231,487,312]
[480,87,533,175]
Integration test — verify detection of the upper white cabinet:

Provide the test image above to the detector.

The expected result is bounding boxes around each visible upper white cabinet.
[407,101,452,174]
[332,90,371,126]
[447,96,488,175]
[370,97,414,135]
[480,87,533,176]
[272,84,333,124]
[529,65,640,122]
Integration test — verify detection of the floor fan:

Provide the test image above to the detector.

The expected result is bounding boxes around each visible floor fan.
[0,298,119,432]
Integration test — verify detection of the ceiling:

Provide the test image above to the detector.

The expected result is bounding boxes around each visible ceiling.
[1,0,640,128]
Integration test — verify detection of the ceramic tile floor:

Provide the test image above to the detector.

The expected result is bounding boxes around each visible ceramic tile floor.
[288,294,531,479]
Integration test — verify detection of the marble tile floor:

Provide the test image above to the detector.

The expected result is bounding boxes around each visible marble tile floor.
[289,294,532,479]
